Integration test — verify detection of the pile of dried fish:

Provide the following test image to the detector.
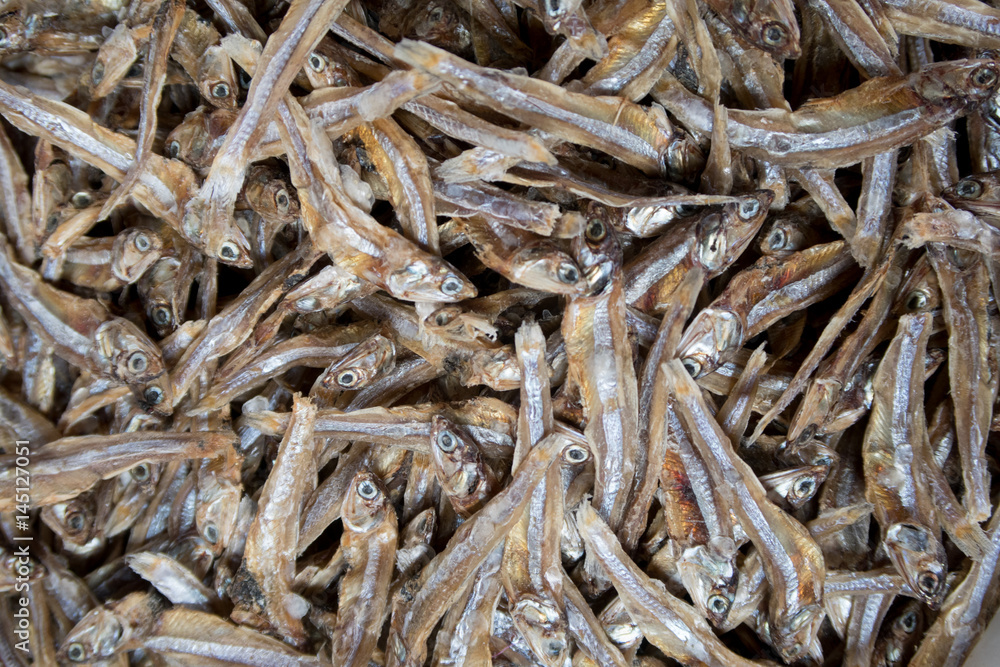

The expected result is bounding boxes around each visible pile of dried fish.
[3,0,1000,665]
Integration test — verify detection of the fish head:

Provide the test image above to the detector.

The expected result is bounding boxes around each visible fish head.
[198,45,240,111]
[730,0,801,58]
[677,541,739,627]
[59,607,126,663]
[787,377,842,444]
[212,226,254,269]
[244,166,300,224]
[917,59,1000,107]
[320,334,396,391]
[166,107,235,172]
[196,474,241,554]
[771,604,825,664]
[386,257,476,302]
[41,494,97,548]
[0,547,45,589]
[885,523,948,608]
[942,173,1000,211]
[873,601,924,667]
[572,209,622,296]
[663,129,706,184]
[96,319,166,384]
[429,415,488,500]
[111,227,164,284]
[342,470,392,533]
[677,308,743,379]
[287,265,364,314]
[400,507,437,547]
[510,595,570,667]
[423,305,491,342]
[508,242,587,295]
[136,374,175,417]
[705,190,773,273]
[404,0,473,57]
[304,44,361,88]
[764,465,828,509]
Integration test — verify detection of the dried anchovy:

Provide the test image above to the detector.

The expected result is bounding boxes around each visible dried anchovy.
[0,1,999,666]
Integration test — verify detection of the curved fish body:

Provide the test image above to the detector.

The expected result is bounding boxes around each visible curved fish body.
[625,192,773,314]
[653,59,1000,168]
[863,313,948,608]
[678,240,857,379]
[230,396,318,647]
[562,219,637,542]
[331,471,398,667]
[666,360,826,663]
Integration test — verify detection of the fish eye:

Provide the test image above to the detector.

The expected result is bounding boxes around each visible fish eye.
[357,479,379,499]
[440,276,464,296]
[131,464,150,481]
[133,232,151,252]
[917,571,939,595]
[954,178,983,199]
[429,6,444,21]
[127,352,149,374]
[143,385,164,405]
[585,218,607,243]
[900,611,918,633]
[204,523,219,544]
[219,242,240,261]
[337,369,359,388]
[971,65,998,89]
[275,189,291,213]
[563,445,589,463]
[434,310,453,326]
[557,262,580,284]
[309,53,326,72]
[437,430,458,452]
[792,476,815,499]
[767,228,787,250]
[126,63,143,78]
[211,82,230,99]
[71,191,92,208]
[167,140,181,158]
[152,306,172,327]
[546,641,563,657]
[66,642,87,662]
[681,357,702,378]
[906,291,928,311]
[762,22,788,47]
[67,511,85,532]
[675,204,699,217]
[92,61,105,84]
[739,197,761,219]
[707,594,731,616]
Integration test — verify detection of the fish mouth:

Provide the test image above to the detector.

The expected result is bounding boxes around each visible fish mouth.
[885,523,947,608]
[677,309,743,378]
[581,258,614,296]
